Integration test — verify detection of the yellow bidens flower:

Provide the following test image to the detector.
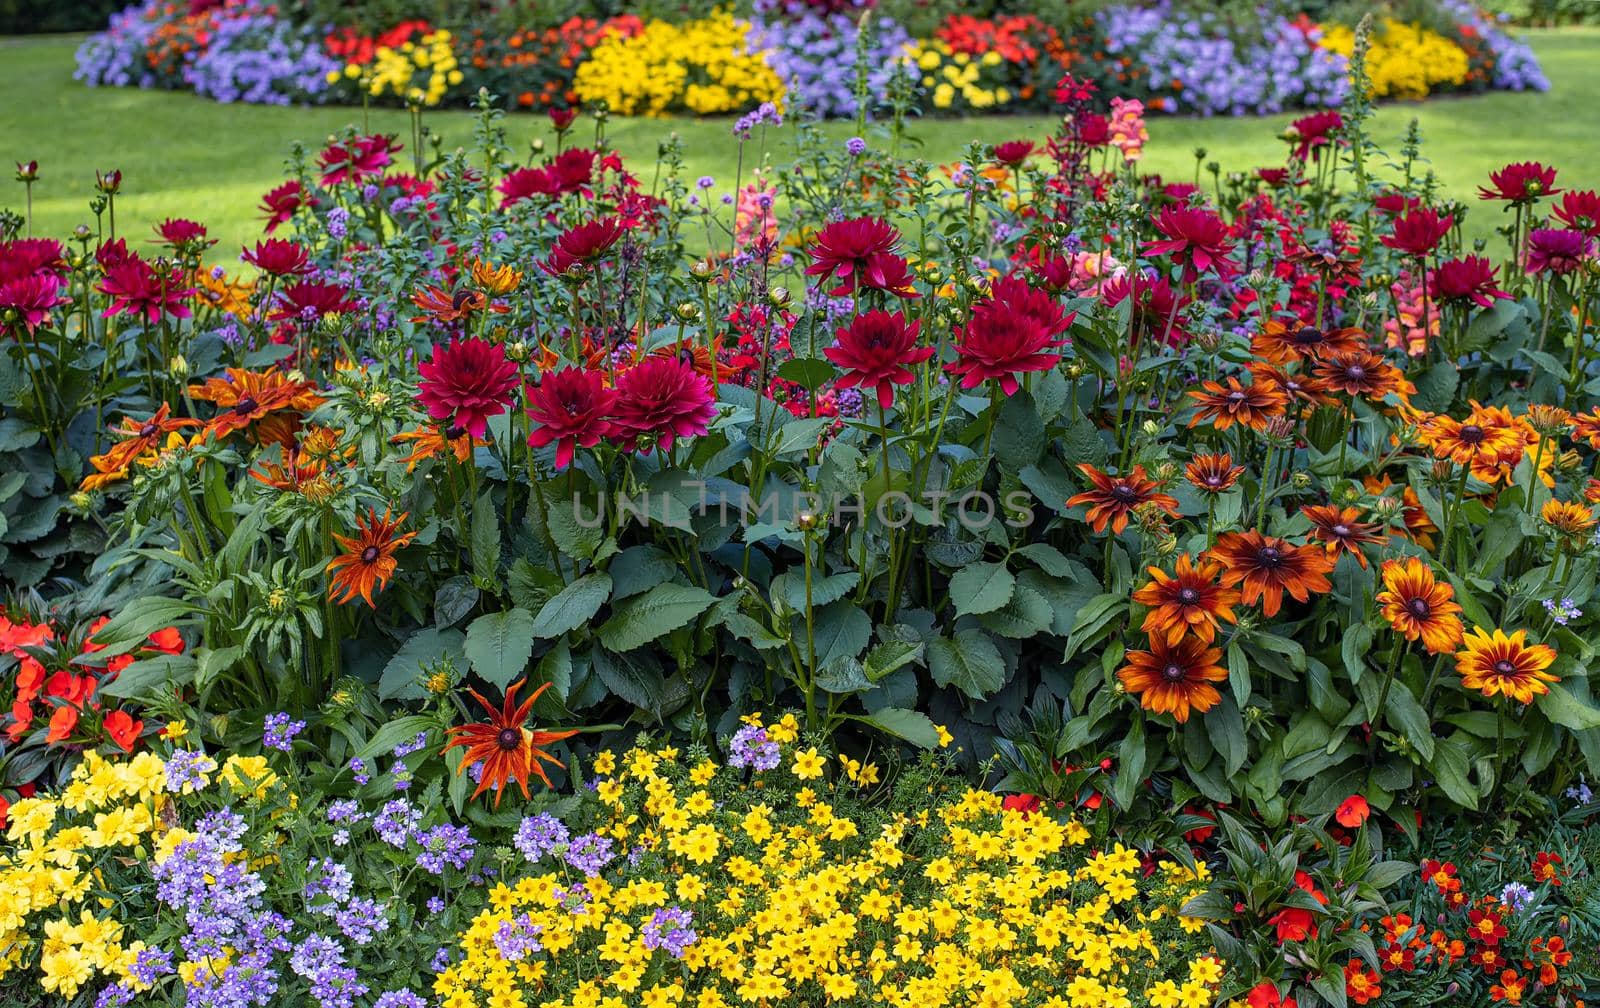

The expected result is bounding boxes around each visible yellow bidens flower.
[1321,19,1471,100]
[339,29,463,107]
[573,10,784,117]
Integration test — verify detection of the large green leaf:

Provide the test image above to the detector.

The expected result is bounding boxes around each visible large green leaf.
[531,573,612,640]
[949,561,1014,617]
[464,608,537,689]
[859,708,940,748]
[927,629,1004,699]
[598,583,714,652]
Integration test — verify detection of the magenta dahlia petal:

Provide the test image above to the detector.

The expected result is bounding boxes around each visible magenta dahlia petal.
[417,338,519,439]
[610,356,717,455]
[525,367,616,470]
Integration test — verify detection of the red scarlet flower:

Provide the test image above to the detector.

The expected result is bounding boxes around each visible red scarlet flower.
[416,338,519,439]
[1478,161,1560,203]
[525,367,616,470]
[318,133,401,186]
[545,217,625,274]
[0,273,68,334]
[1144,205,1235,280]
[102,710,142,752]
[1287,110,1342,162]
[945,276,1073,395]
[1381,209,1454,257]
[46,704,79,743]
[154,217,212,251]
[1553,189,1600,237]
[805,217,913,297]
[609,355,717,455]
[258,180,314,233]
[825,310,932,411]
[241,239,311,277]
[1435,256,1509,307]
[992,140,1035,167]
[269,280,358,321]
[1335,794,1370,827]
[1246,982,1296,1008]
[97,258,194,323]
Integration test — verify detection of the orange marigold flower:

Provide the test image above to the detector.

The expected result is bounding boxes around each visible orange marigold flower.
[1456,627,1559,704]
[1208,530,1335,617]
[326,507,418,606]
[1066,463,1180,535]
[1344,959,1383,1005]
[1302,504,1385,567]
[1375,557,1464,655]
[1531,851,1565,885]
[469,258,524,296]
[1489,969,1526,1005]
[1185,453,1244,494]
[1187,376,1288,431]
[442,679,579,807]
[1132,554,1240,645]
[1115,634,1227,723]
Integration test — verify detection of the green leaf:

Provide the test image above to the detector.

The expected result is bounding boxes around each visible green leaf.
[380,628,466,700]
[87,596,200,660]
[864,639,923,682]
[470,491,500,585]
[598,583,714,652]
[433,576,479,629]
[767,417,830,457]
[927,629,1004,699]
[537,640,574,700]
[816,657,872,694]
[1537,681,1600,730]
[1382,680,1437,760]
[607,545,678,599]
[978,584,1052,638]
[773,571,860,612]
[1204,694,1247,776]
[949,561,1014,617]
[992,392,1045,470]
[98,653,195,700]
[1430,736,1480,810]
[591,648,667,715]
[776,357,835,390]
[463,608,537,689]
[859,708,940,748]
[358,715,436,759]
[531,573,612,640]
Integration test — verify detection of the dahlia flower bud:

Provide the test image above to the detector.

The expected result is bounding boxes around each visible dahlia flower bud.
[15,160,38,182]
[690,260,716,282]
[768,287,791,309]
[95,169,121,194]
[505,340,530,363]
[70,491,91,509]
[1141,419,1160,437]
[73,225,91,241]
[674,302,700,323]
[168,355,188,378]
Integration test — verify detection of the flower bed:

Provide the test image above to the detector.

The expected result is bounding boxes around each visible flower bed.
[71,0,1548,116]
[6,21,1600,1008]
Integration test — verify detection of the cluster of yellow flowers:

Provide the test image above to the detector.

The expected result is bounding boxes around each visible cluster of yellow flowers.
[328,29,465,106]
[572,10,784,116]
[1322,20,1469,100]
[907,41,1016,112]
[0,749,278,1002]
[434,713,1224,1008]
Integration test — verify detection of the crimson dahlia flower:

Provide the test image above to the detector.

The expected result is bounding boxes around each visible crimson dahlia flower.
[97,258,194,324]
[259,180,314,233]
[945,276,1073,395]
[1525,228,1594,275]
[806,217,912,297]
[416,338,519,439]
[1434,256,1509,307]
[1478,161,1560,203]
[241,239,311,277]
[1144,205,1235,280]
[824,310,932,411]
[610,355,717,455]
[525,367,616,470]
[1380,208,1453,257]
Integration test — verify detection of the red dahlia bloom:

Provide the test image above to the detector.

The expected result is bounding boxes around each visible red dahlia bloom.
[805,217,913,297]
[610,354,717,455]
[1380,209,1453,257]
[825,310,933,411]
[525,367,616,470]
[550,148,597,194]
[241,239,311,277]
[1144,205,1235,281]
[1373,192,1422,216]
[0,237,66,283]
[1553,190,1600,237]
[1525,228,1594,275]
[318,133,401,186]
[416,338,519,439]
[0,273,68,333]
[97,258,194,323]
[1478,161,1560,203]
[269,280,358,321]
[992,140,1035,167]
[1101,272,1190,347]
[154,217,211,251]
[546,217,625,274]
[946,277,1073,395]
[1256,167,1291,186]
[498,166,561,207]
[549,106,578,131]
[259,180,315,233]
[1287,110,1342,162]
[95,238,134,271]
[1434,256,1509,307]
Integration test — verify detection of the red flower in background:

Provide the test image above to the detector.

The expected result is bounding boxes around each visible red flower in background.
[1435,256,1509,307]
[525,367,616,469]
[1524,228,1594,275]
[992,140,1036,167]
[609,355,717,455]
[1144,205,1236,280]
[1553,189,1600,237]
[545,217,626,274]
[97,257,195,323]
[153,217,212,251]
[806,217,914,297]
[0,274,68,334]
[1335,794,1371,827]
[0,237,66,283]
[946,276,1073,394]
[1381,208,1454,257]
[416,338,519,439]
[242,239,311,276]
[1287,110,1342,162]
[1246,982,1297,1008]
[1102,273,1190,347]
[826,310,932,411]
[1531,851,1565,885]
[318,134,401,186]
[259,180,315,233]
[1478,161,1560,203]
[270,280,359,321]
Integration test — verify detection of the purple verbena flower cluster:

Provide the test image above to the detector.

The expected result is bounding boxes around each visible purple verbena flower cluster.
[641,905,697,959]
[728,724,781,770]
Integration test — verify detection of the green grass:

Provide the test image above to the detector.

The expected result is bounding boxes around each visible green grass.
[2,28,1598,255]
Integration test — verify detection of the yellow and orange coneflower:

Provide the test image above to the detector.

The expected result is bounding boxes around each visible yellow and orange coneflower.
[1131,554,1240,645]
[1066,464,1180,535]
[1208,530,1334,617]
[1116,635,1228,723]
[1375,557,1464,655]
[326,507,418,606]
[1455,628,1559,704]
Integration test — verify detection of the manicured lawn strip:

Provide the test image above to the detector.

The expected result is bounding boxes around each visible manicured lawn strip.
[2,28,1597,256]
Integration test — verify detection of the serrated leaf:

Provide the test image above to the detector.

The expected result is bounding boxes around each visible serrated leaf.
[531,573,612,639]
[598,583,714,652]
[464,608,537,689]
[949,561,1014,617]
[927,629,1004,699]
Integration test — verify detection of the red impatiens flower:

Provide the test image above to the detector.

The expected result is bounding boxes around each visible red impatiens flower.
[609,354,717,455]
[1287,110,1342,162]
[1381,208,1454,257]
[97,258,195,323]
[1553,189,1600,237]
[0,273,68,334]
[1478,161,1560,203]
[259,180,315,233]
[545,217,625,274]
[1144,205,1235,280]
[945,276,1074,395]
[241,238,311,277]
[805,217,915,297]
[318,133,401,186]
[525,367,616,470]
[1435,256,1509,307]
[102,710,142,752]
[1524,228,1594,275]
[416,338,519,439]
[824,310,932,411]
[1335,794,1370,827]
[992,140,1036,167]
[1246,982,1297,1008]
[269,280,359,321]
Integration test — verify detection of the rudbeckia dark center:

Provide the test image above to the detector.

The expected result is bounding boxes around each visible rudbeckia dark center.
[1227,391,1247,403]
[1345,365,1366,379]
[496,727,522,750]
[234,396,259,414]
[1408,598,1430,617]
[139,422,159,438]
[1294,327,1322,346]
[361,545,380,563]
[1177,587,1201,605]
[1493,659,1518,676]
[1110,483,1139,503]
[1257,546,1283,566]
[1161,663,1187,682]
[1461,424,1485,443]
[1205,475,1223,487]
[1332,524,1351,537]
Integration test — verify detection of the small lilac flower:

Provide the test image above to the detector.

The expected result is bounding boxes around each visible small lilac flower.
[1543,597,1581,626]
[373,799,419,847]
[350,757,370,785]
[641,905,697,959]
[163,749,217,793]
[1567,777,1594,803]
[846,137,866,156]
[263,712,305,752]
[326,207,350,240]
[728,725,781,771]
[426,896,445,915]
[129,947,174,986]
[514,813,570,862]
[492,914,543,962]
[414,823,476,875]
[563,833,616,877]
[327,800,364,825]
[1501,881,1535,911]
[696,175,715,189]
[392,730,429,758]
[375,992,427,1008]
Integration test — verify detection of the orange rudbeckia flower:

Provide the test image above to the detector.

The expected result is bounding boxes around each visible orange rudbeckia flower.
[326,507,418,606]
[443,679,579,807]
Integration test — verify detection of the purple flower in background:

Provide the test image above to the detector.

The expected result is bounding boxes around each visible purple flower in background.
[414,823,476,875]
[374,799,420,847]
[375,992,427,1008]
[350,757,370,785]
[1501,881,1535,911]
[514,813,571,862]
[262,712,304,752]
[749,12,912,119]
[392,730,429,758]
[641,905,697,959]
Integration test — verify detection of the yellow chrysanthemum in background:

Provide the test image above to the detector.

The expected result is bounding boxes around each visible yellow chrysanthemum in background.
[1321,19,1469,100]
[573,9,783,117]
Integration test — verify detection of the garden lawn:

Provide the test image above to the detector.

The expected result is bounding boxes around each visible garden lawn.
[2,28,1598,256]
